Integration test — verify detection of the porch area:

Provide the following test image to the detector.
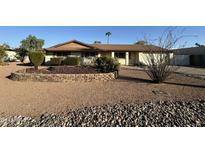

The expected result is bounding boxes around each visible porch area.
[106,51,139,66]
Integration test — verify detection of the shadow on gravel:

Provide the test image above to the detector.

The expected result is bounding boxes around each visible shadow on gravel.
[6,75,12,79]
[117,76,151,83]
[117,75,205,88]
[164,81,205,89]
[16,63,33,66]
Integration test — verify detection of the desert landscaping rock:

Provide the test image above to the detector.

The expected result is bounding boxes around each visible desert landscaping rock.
[0,100,205,127]
[10,68,117,82]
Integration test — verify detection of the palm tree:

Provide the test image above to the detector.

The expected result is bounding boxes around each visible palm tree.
[105,32,112,44]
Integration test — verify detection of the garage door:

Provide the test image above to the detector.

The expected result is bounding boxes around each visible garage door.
[174,55,190,66]
[190,55,205,66]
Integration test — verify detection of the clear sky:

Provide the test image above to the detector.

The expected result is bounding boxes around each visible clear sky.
[0,26,204,48]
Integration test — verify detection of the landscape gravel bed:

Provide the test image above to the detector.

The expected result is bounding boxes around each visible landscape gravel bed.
[0,100,205,127]
[24,66,98,74]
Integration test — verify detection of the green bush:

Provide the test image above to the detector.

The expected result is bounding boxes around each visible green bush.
[15,48,29,62]
[50,57,63,65]
[63,57,80,66]
[94,56,120,73]
[28,51,45,70]
[0,46,7,64]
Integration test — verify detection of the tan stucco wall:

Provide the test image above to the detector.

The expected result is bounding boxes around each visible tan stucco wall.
[139,52,170,65]
[118,58,126,65]
[45,55,54,62]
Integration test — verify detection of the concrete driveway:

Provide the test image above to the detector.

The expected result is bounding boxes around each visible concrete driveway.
[122,66,205,80]
[176,66,205,79]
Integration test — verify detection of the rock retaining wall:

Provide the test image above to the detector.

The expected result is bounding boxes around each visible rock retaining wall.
[10,70,117,82]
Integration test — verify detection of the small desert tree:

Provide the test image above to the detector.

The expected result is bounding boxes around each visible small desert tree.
[28,51,45,70]
[20,35,45,52]
[142,28,188,83]
[19,35,45,63]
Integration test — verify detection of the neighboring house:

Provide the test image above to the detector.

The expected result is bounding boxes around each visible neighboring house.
[44,40,171,66]
[173,47,205,66]
[5,50,18,62]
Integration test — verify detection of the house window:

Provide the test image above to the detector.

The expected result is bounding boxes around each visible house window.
[62,52,70,56]
[56,52,62,56]
[55,52,71,56]
[115,52,125,58]
[84,52,96,57]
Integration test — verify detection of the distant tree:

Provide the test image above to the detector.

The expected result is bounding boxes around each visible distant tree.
[105,32,112,44]
[20,35,45,51]
[1,43,10,49]
[134,40,148,45]
[94,41,102,44]
[195,43,205,47]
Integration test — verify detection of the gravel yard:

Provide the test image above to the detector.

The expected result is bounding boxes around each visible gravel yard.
[1,100,205,127]
[0,62,205,119]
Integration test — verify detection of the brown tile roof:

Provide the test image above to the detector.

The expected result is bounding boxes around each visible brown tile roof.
[45,40,169,53]
[45,40,96,52]
[90,44,166,52]
[49,40,93,48]
[45,48,89,52]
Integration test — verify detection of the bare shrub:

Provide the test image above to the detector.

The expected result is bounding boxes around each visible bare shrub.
[141,27,192,83]
[143,52,177,83]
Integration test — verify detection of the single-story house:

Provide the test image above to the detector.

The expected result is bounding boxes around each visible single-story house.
[44,40,171,66]
[173,46,205,66]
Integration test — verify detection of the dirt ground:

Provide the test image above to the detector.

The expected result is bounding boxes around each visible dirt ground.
[0,62,205,117]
